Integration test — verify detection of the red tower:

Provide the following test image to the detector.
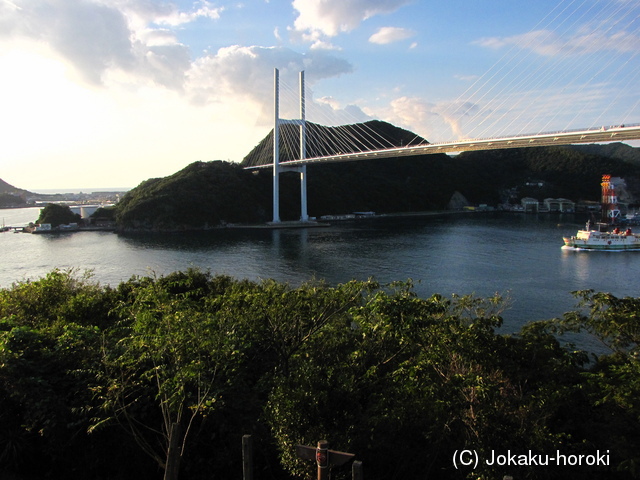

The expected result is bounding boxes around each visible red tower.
[601,174,620,223]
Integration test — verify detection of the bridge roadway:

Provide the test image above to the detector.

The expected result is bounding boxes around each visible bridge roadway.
[245,124,640,170]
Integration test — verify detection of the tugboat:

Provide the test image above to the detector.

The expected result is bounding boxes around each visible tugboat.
[563,175,640,250]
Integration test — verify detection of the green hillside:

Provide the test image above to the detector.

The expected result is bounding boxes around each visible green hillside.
[455,145,640,203]
[115,161,271,231]
[569,142,640,165]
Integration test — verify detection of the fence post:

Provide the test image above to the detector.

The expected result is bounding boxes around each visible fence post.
[242,435,254,480]
[352,460,363,480]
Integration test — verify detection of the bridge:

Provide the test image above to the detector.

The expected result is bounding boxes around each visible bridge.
[245,68,640,224]
[246,122,640,168]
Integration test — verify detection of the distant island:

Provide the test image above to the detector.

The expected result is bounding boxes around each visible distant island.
[4,120,640,232]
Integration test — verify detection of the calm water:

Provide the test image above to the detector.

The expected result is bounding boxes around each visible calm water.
[2,207,639,338]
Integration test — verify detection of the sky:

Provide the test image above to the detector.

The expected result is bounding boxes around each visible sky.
[1,0,639,191]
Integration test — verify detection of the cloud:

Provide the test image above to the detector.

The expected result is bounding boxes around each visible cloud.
[0,0,223,88]
[454,74,480,82]
[186,45,354,123]
[475,28,640,57]
[372,96,481,141]
[291,0,412,39]
[148,0,223,26]
[369,26,416,45]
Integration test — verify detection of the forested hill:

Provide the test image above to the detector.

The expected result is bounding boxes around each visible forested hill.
[568,142,640,165]
[241,120,427,167]
[115,161,271,231]
[455,144,640,203]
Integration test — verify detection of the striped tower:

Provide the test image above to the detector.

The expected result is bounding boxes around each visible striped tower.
[601,174,620,223]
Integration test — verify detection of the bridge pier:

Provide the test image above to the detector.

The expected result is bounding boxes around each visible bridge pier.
[272,68,308,223]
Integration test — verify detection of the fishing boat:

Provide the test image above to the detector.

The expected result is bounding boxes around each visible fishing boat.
[563,174,640,250]
[563,221,640,250]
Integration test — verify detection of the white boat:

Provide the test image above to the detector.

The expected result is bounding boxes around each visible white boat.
[563,222,640,251]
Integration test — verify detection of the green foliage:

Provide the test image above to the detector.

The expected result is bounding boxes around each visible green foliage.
[91,206,117,220]
[0,270,127,479]
[1,271,640,479]
[36,204,82,227]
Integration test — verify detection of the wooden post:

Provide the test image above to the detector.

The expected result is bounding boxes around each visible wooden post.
[242,435,254,480]
[316,440,329,480]
[352,460,363,480]
[295,439,355,480]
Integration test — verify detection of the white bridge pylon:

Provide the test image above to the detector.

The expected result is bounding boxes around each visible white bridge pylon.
[271,68,308,223]
[259,69,640,223]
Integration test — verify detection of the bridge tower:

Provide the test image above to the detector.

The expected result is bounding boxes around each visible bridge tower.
[272,68,308,223]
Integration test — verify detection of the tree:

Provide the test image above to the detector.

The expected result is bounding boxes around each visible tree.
[36,204,81,227]
[0,270,127,479]
[93,271,251,480]
[540,290,640,476]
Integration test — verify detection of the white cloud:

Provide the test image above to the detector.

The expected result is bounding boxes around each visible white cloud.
[0,0,199,88]
[372,96,480,142]
[186,45,353,123]
[369,26,416,45]
[475,28,640,56]
[317,96,342,110]
[291,0,412,40]
[149,0,223,26]
[454,74,480,82]
[0,0,361,189]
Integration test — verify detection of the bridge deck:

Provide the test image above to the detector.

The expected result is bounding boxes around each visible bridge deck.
[245,124,640,170]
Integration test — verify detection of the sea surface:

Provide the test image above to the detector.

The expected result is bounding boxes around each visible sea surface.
[2,206,638,348]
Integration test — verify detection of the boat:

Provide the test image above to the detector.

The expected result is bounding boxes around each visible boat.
[562,174,640,250]
[563,221,640,250]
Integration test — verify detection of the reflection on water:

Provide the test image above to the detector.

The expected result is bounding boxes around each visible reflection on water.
[2,210,639,341]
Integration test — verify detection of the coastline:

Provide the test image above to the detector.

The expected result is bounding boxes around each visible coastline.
[117,209,480,233]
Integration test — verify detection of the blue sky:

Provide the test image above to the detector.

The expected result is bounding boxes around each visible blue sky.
[0,0,638,190]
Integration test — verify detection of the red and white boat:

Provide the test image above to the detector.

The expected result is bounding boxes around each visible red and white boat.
[563,174,640,250]
[563,222,640,250]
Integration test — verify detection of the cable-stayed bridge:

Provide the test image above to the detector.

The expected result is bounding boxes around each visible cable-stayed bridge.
[245,69,640,223]
[246,123,640,168]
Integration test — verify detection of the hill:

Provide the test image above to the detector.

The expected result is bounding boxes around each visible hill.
[241,120,427,167]
[568,142,640,165]
[0,178,31,207]
[115,161,271,231]
[455,145,640,204]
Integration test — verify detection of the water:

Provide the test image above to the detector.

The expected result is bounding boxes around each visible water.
[2,207,639,338]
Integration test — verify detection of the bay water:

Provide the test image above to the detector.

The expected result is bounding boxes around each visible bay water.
[2,207,638,345]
